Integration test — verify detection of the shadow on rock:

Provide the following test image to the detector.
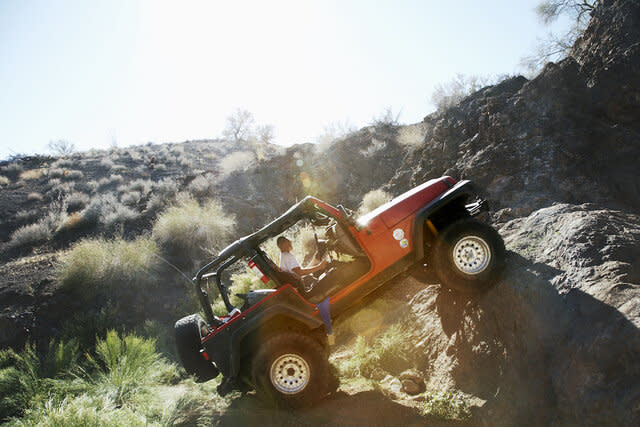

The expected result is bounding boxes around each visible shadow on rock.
[418,251,640,426]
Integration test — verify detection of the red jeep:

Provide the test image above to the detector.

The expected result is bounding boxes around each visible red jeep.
[175,176,505,407]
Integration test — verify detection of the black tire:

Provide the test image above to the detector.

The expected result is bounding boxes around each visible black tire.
[433,218,505,293]
[251,331,329,408]
[174,314,219,382]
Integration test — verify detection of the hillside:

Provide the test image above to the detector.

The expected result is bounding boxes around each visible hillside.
[1,0,639,424]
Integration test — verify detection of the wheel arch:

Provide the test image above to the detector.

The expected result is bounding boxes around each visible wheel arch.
[412,180,478,260]
[229,306,325,380]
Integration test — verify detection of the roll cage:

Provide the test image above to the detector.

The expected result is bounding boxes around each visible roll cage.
[193,196,352,326]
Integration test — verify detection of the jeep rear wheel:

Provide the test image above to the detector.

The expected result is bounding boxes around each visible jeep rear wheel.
[433,218,505,293]
[174,314,219,382]
[251,331,329,408]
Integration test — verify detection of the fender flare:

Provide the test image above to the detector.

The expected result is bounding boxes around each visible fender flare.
[227,305,324,377]
[412,180,479,260]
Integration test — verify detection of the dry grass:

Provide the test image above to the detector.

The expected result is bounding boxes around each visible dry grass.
[0,176,9,186]
[152,196,235,269]
[27,192,43,202]
[357,189,393,216]
[20,169,46,181]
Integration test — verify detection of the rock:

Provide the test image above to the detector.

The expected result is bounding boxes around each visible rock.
[380,375,403,398]
[402,203,640,425]
[370,367,388,382]
[401,379,421,395]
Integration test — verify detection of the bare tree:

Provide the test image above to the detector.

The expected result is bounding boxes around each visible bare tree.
[521,0,597,73]
[256,124,275,144]
[222,109,256,142]
[47,139,75,156]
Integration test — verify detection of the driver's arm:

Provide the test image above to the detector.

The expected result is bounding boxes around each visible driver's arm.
[292,259,328,276]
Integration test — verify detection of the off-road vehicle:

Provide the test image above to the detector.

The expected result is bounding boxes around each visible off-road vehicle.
[175,176,505,407]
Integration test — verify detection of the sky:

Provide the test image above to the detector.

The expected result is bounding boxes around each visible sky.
[0,0,573,159]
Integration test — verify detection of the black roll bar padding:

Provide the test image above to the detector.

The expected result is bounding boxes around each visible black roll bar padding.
[215,255,238,313]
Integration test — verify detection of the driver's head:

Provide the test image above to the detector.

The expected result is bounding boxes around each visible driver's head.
[277,236,292,252]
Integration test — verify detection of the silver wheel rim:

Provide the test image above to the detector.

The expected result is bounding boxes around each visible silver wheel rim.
[452,235,491,275]
[270,353,310,394]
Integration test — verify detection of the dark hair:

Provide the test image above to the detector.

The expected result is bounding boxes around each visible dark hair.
[276,236,289,250]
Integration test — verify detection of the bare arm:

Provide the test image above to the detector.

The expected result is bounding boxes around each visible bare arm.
[292,259,328,276]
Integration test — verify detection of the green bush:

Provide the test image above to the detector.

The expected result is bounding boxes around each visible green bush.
[83,331,175,406]
[417,391,471,420]
[152,197,235,270]
[0,339,79,421]
[335,324,410,378]
[4,331,180,426]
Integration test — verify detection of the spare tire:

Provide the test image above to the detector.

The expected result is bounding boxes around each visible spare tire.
[174,314,219,382]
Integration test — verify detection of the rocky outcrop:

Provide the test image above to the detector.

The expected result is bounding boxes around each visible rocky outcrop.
[402,203,639,425]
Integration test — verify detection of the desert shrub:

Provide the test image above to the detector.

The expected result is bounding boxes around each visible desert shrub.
[0,344,41,420]
[10,218,54,248]
[58,237,160,298]
[430,74,492,111]
[3,331,178,426]
[220,151,255,175]
[187,174,215,199]
[82,331,173,406]
[26,192,43,202]
[79,193,138,228]
[85,180,99,193]
[2,162,23,180]
[111,164,127,172]
[0,339,79,421]
[417,391,471,420]
[51,158,75,168]
[59,212,83,231]
[64,192,90,212]
[146,178,179,213]
[120,191,141,207]
[97,174,124,190]
[62,170,84,181]
[48,168,65,179]
[335,324,410,378]
[20,169,45,181]
[13,396,146,427]
[357,189,393,216]
[80,194,117,225]
[101,204,139,229]
[0,176,9,186]
[48,179,76,197]
[99,158,114,169]
[119,179,152,195]
[370,107,401,128]
[152,197,235,270]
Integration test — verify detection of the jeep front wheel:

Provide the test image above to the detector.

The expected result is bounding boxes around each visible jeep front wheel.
[433,218,505,293]
[251,331,329,408]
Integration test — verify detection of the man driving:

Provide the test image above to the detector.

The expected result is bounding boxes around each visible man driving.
[277,236,327,276]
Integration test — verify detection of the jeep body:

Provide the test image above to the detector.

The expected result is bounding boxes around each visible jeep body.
[175,176,504,406]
